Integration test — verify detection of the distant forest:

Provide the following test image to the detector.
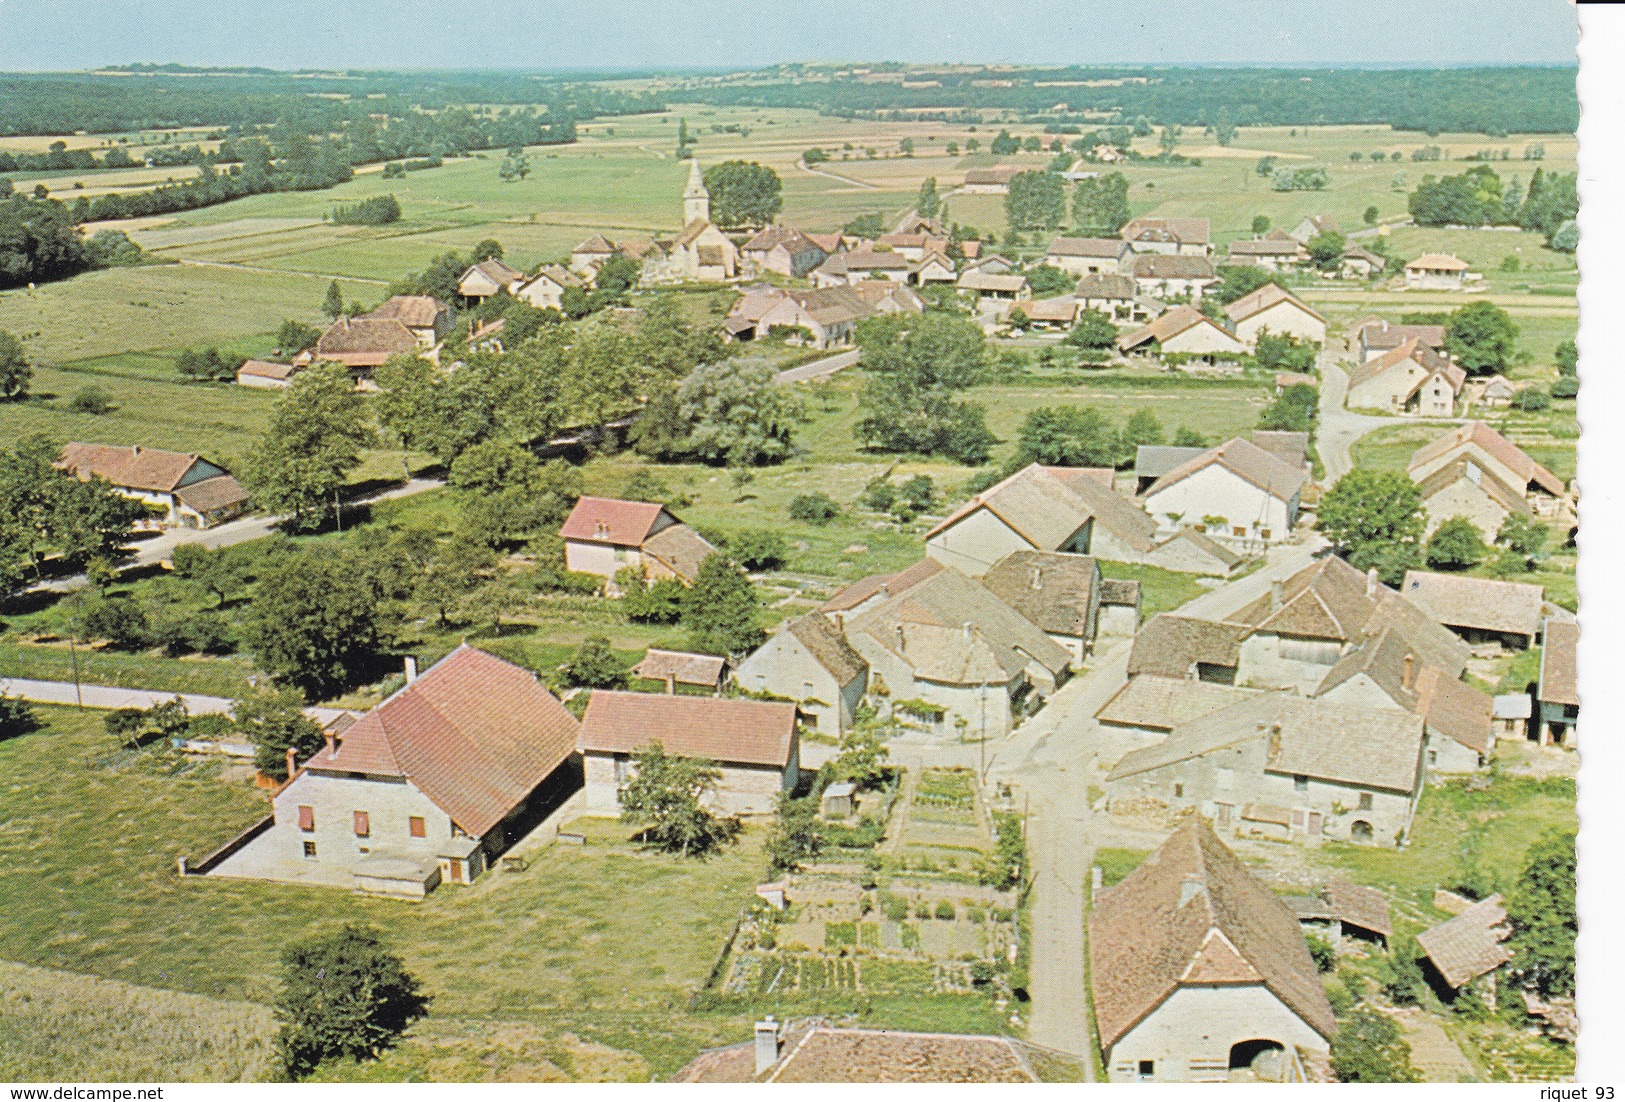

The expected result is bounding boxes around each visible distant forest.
[680,65,1579,137]
[0,65,1576,141]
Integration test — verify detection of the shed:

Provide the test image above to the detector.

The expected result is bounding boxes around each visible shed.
[821,782,857,819]
[1416,894,1512,990]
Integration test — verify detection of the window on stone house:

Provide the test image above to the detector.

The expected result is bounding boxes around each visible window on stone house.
[353,811,370,837]
[1174,784,1184,798]
[1358,792,1373,811]
[1138,1060,1155,1080]
[410,816,426,838]
[298,805,314,832]
[1232,526,1246,537]
[302,841,317,858]
[614,754,631,783]
[1294,775,1308,793]
[1260,528,1271,540]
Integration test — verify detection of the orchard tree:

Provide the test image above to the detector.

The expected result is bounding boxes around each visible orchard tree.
[236,687,325,780]
[681,554,763,656]
[855,312,995,464]
[618,743,742,856]
[243,546,382,700]
[1251,215,1271,235]
[0,329,32,400]
[565,635,627,689]
[1016,405,1121,467]
[245,362,376,529]
[1444,302,1520,375]
[1506,828,1576,998]
[1425,516,1487,570]
[703,160,783,228]
[276,924,426,1079]
[766,792,827,873]
[1316,469,1426,584]
[1005,170,1066,231]
[1306,230,1347,270]
[1120,408,1165,451]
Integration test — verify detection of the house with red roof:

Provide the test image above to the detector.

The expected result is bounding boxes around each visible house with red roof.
[559,496,717,590]
[578,690,800,815]
[57,442,249,529]
[199,645,581,897]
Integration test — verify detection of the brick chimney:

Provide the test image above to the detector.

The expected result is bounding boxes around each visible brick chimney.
[1403,653,1415,691]
[664,672,676,695]
[754,1017,782,1076]
[285,745,298,779]
[1366,567,1380,598]
[404,655,418,684]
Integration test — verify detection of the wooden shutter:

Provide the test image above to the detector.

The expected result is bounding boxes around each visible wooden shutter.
[353,810,370,837]
[409,816,426,838]
[297,805,314,831]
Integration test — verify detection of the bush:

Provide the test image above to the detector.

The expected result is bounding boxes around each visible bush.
[1306,932,1338,972]
[328,194,401,226]
[0,695,38,740]
[1550,376,1578,399]
[275,924,427,1078]
[934,900,956,920]
[788,492,840,524]
[67,385,113,414]
[860,476,896,512]
[80,597,150,650]
[1330,1006,1421,1083]
[881,894,909,923]
[564,636,627,689]
[729,528,789,571]
[1514,386,1551,412]
[1425,517,1487,571]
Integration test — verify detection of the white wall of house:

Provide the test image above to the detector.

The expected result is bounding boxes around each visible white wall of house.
[1136,276,1218,303]
[517,278,567,311]
[584,749,795,816]
[1234,306,1326,348]
[925,507,1042,577]
[1107,984,1329,1083]
[564,540,635,581]
[1406,268,1465,291]
[851,636,1019,738]
[1236,633,1346,693]
[735,629,865,737]
[270,770,466,882]
[1415,373,1457,417]
[1317,672,1487,775]
[1346,360,1430,412]
[1420,481,1512,539]
[1160,321,1245,356]
[1143,466,1295,545]
[1099,604,1141,637]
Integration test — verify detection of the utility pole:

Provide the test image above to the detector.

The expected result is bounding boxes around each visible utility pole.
[66,609,83,709]
[334,486,342,533]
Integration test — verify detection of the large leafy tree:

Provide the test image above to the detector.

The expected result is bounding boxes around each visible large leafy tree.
[245,362,375,529]
[1005,170,1067,231]
[0,433,140,591]
[1016,405,1122,467]
[915,176,940,219]
[617,742,742,856]
[1444,302,1520,376]
[243,546,382,700]
[1506,828,1576,998]
[1066,309,1118,349]
[275,924,427,1079]
[236,687,325,780]
[681,554,764,656]
[1425,517,1487,570]
[855,313,996,464]
[0,329,32,400]
[1316,469,1427,584]
[702,160,782,229]
[1306,230,1346,270]
[635,361,803,467]
[1071,172,1131,235]
[766,792,827,873]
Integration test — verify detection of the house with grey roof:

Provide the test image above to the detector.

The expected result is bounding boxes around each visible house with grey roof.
[980,549,1101,665]
[1400,570,1545,650]
[1044,235,1133,277]
[1105,694,1426,847]
[734,612,869,737]
[1140,437,1307,549]
[1537,619,1578,747]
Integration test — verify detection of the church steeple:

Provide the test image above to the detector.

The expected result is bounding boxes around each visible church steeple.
[683,159,709,225]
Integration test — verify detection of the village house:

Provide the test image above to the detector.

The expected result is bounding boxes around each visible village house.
[1140,437,1307,549]
[1130,254,1218,301]
[842,562,1073,739]
[893,211,947,237]
[908,251,958,286]
[924,463,1157,576]
[676,1018,1051,1083]
[1095,674,1262,738]
[303,314,426,376]
[456,257,524,303]
[1400,570,1545,650]
[819,558,948,626]
[979,549,1102,665]
[559,496,716,589]
[1357,317,1448,362]
[960,165,1023,194]
[1105,694,1427,847]
[1225,236,1309,272]
[1537,618,1579,747]
[578,691,799,816]
[515,264,586,311]
[961,253,1014,277]
[367,295,451,349]
[1344,339,1466,416]
[1405,252,1472,291]
[1416,894,1512,994]
[1339,242,1387,279]
[1005,294,1078,330]
[874,231,949,262]
[1125,613,1251,686]
[1044,236,1133,277]
[727,285,873,348]
[1288,214,1341,245]
[735,612,869,737]
[631,649,729,695]
[1118,305,1247,361]
[811,248,912,287]
[851,279,926,316]
[1075,272,1159,323]
[235,359,298,389]
[1413,454,1535,539]
[1088,817,1336,1083]
[569,233,620,276]
[741,223,829,278]
[1224,283,1327,348]
[1120,216,1212,257]
[956,267,1031,302]
[1100,578,1143,636]
[1407,421,1570,517]
[57,442,249,529]
[197,645,581,897]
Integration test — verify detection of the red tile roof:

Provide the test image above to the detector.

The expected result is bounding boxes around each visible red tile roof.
[559,496,673,547]
[579,690,798,768]
[303,644,579,837]
[57,442,208,493]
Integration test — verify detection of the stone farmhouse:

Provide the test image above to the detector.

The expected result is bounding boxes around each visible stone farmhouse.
[569,233,620,276]
[1129,254,1218,301]
[1413,454,1535,539]
[1537,618,1579,747]
[1223,283,1327,348]
[515,263,586,311]
[578,690,799,816]
[979,549,1103,665]
[1139,437,1307,549]
[812,248,912,287]
[235,359,299,389]
[1344,339,1466,416]
[1120,216,1212,257]
[1044,235,1133,276]
[957,267,1031,302]
[1407,421,1570,518]
[1339,242,1387,279]
[456,257,525,303]
[368,294,451,348]
[196,645,580,898]
[1356,317,1447,362]
[304,314,427,375]
[676,1017,1054,1082]
[559,496,716,589]
[1400,570,1545,651]
[740,223,829,278]
[1288,214,1341,244]
[1405,252,1472,291]
[960,165,1023,194]
[1105,693,1426,846]
[57,442,249,529]
[1135,431,1309,496]
[1088,817,1336,1082]
[1096,673,1261,738]
[1225,235,1309,272]
[1118,305,1247,360]
[734,611,869,737]
[1074,272,1160,323]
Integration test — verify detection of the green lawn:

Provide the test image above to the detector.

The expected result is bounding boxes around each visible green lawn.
[1096,561,1213,619]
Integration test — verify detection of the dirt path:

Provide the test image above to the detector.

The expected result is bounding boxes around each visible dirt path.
[174,257,391,285]
[1393,1008,1478,1082]
[1316,352,1394,483]
[796,158,882,190]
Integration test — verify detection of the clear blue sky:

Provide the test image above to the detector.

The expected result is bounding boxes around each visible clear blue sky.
[0,0,1579,72]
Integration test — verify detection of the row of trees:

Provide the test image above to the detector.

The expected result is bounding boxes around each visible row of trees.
[1409,165,1578,249]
